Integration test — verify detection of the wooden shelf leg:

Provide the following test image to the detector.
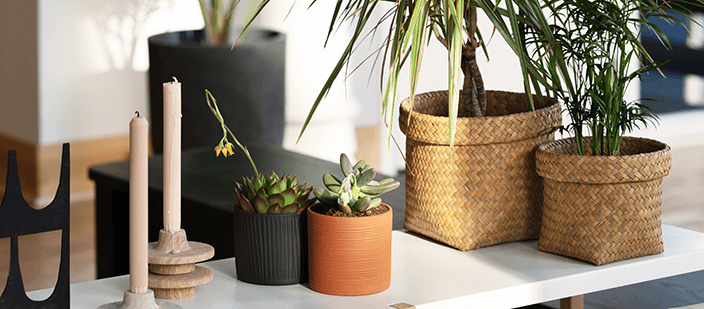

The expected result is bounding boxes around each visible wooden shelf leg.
[560,295,584,309]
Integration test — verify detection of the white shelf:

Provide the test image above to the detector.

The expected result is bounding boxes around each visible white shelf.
[54,224,704,309]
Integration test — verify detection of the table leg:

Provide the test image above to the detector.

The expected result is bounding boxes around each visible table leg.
[560,295,584,309]
[95,186,130,279]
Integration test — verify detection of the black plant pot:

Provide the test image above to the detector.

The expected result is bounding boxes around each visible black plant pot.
[148,28,285,153]
[233,206,308,285]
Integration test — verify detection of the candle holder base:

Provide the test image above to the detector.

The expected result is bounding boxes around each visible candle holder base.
[148,229,215,266]
[148,266,214,299]
[147,229,215,299]
[98,289,181,309]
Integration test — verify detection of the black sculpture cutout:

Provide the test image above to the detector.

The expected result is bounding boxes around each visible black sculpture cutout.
[0,143,70,308]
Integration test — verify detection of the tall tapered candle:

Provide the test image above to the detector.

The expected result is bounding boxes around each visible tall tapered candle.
[163,78,182,232]
[129,112,149,294]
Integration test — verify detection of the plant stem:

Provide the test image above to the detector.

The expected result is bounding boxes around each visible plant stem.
[205,89,259,176]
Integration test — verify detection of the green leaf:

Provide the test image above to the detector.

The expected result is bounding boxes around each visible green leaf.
[253,194,269,214]
[268,193,285,208]
[280,188,298,206]
[357,168,376,187]
[232,0,270,47]
[296,0,378,144]
[268,180,283,195]
[340,153,353,176]
[313,188,338,205]
[445,0,463,150]
[282,204,299,214]
[407,0,430,117]
[352,159,367,173]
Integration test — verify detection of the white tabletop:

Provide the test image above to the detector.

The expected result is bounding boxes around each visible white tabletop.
[39,225,704,308]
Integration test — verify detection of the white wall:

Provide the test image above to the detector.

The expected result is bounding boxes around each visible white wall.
[249,0,359,163]
[37,0,203,145]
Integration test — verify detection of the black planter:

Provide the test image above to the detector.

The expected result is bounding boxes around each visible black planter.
[148,29,285,153]
[233,206,308,285]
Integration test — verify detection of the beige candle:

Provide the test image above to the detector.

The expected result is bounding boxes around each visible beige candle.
[163,78,182,232]
[129,113,149,294]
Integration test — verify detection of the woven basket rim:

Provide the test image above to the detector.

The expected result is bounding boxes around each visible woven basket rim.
[400,90,557,123]
[399,90,561,145]
[536,136,672,183]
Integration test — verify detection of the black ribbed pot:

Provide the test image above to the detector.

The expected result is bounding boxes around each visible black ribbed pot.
[148,28,285,153]
[233,206,308,285]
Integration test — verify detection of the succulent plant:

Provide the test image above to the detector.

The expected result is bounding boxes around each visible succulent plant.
[234,172,315,215]
[314,154,400,214]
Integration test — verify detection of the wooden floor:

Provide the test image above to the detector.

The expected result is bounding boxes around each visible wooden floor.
[0,143,702,307]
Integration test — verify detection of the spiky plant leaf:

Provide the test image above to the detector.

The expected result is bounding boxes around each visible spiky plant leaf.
[282,204,299,214]
[268,193,285,208]
[267,204,283,214]
[280,188,297,206]
[253,195,269,214]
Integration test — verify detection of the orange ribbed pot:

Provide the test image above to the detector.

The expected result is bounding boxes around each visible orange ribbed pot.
[307,203,392,296]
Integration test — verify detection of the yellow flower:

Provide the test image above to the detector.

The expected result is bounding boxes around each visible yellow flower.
[214,139,226,157]
[225,142,234,156]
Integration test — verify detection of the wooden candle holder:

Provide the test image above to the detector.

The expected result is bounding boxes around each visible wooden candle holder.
[147,229,215,299]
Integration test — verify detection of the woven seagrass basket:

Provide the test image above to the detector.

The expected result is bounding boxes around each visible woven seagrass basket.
[399,90,561,251]
[535,137,672,265]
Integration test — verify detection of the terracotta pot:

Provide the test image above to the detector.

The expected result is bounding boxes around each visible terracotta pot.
[307,203,392,296]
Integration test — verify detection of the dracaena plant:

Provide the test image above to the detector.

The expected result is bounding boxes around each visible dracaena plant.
[199,0,259,45]
[236,1,555,149]
[205,89,315,214]
[199,0,238,45]
[508,0,703,156]
[314,154,400,215]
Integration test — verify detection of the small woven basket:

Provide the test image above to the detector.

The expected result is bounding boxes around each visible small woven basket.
[536,137,672,265]
[400,90,561,251]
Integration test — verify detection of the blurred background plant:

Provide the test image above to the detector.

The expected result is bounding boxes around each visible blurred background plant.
[199,0,258,45]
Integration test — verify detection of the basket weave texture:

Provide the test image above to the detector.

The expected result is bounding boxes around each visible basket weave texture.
[536,137,671,265]
[400,90,561,251]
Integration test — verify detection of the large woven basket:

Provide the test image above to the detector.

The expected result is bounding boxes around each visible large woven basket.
[399,90,561,251]
[535,137,671,265]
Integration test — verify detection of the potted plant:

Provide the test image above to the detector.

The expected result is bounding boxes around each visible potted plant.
[148,0,285,153]
[516,0,701,265]
[237,1,564,251]
[308,153,400,296]
[205,90,316,284]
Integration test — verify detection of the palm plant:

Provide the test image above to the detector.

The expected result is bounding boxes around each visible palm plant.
[237,1,555,148]
[512,0,703,155]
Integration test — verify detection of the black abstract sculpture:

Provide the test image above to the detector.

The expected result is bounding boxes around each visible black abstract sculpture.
[0,143,70,308]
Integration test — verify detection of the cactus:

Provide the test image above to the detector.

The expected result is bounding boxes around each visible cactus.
[234,172,315,214]
[314,153,400,214]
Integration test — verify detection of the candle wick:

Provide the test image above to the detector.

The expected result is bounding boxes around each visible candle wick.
[135,111,140,117]
[172,76,178,83]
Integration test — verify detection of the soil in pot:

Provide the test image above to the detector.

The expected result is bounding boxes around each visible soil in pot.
[324,205,390,217]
